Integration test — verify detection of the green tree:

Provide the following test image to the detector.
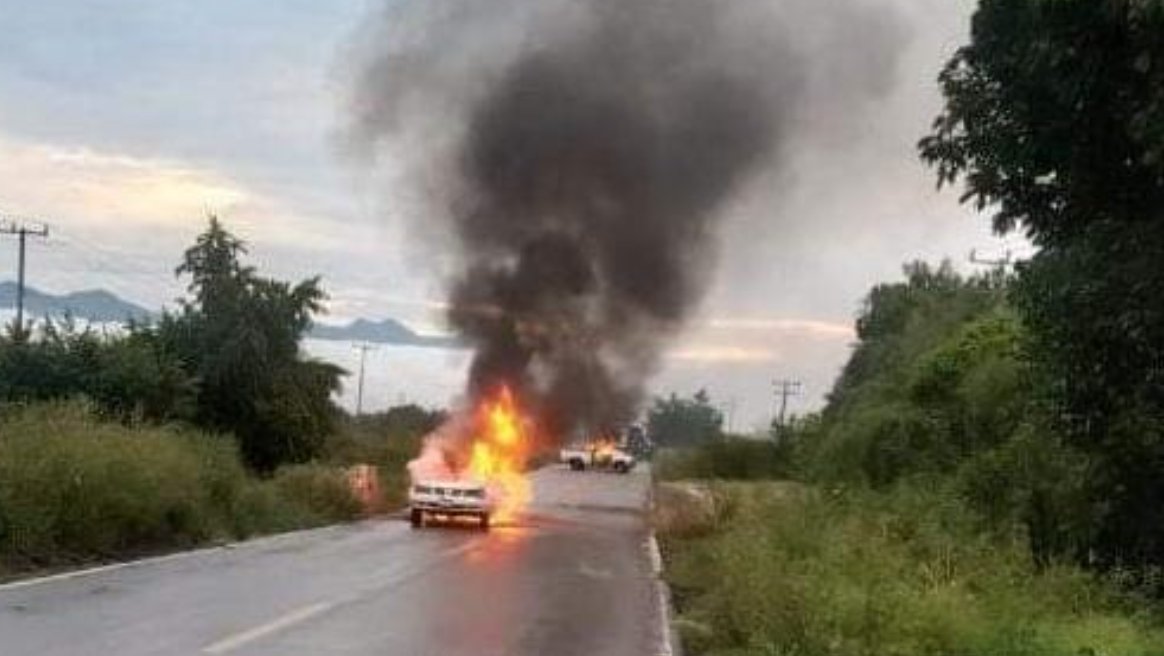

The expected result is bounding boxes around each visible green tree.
[647,390,724,447]
[920,0,1164,576]
[351,404,446,439]
[162,217,344,471]
[828,261,1005,414]
[0,318,194,423]
[806,264,1020,483]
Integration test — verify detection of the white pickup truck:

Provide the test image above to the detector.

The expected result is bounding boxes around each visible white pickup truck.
[409,480,493,530]
[560,443,636,473]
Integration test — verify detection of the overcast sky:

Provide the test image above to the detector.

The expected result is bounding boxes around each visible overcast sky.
[0,0,1028,429]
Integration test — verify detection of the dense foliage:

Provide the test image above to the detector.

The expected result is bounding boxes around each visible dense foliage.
[0,403,361,573]
[798,263,1098,567]
[655,263,1164,653]
[647,389,725,447]
[157,217,344,471]
[322,407,433,508]
[654,438,794,481]
[921,0,1164,576]
[0,218,344,472]
[0,319,195,422]
[814,262,1015,483]
[658,482,1164,656]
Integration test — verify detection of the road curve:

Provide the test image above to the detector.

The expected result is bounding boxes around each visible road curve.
[0,466,665,656]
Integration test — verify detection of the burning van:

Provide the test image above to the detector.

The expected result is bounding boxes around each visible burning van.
[407,385,532,529]
[409,480,493,530]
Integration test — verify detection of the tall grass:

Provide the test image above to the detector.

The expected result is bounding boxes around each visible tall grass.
[0,403,362,573]
[654,438,792,482]
[658,482,1164,656]
[322,418,422,509]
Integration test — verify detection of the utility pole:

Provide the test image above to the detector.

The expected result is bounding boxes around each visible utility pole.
[772,379,802,432]
[352,342,377,416]
[718,397,738,434]
[0,218,49,342]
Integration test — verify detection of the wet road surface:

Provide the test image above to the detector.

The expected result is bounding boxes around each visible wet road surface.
[0,466,664,656]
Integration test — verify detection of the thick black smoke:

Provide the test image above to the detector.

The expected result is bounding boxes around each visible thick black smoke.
[350,0,907,446]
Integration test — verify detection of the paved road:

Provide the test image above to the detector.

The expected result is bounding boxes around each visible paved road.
[0,466,665,656]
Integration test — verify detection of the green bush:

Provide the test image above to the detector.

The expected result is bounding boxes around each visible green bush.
[0,321,196,423]
[322,416,424,509]
[660,482,1164,656]
[0,402,364,572]
[0,403,240,563]
[227,481,303,539]
[269,464,362,525]
[655,438,792,482]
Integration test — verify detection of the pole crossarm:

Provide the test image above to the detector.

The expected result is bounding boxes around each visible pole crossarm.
[0,215,50,342]
[772,378,803,430]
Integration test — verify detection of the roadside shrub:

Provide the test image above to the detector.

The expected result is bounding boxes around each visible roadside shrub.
[0,403,241,563]
[226,481,303,538]
[660,482,1164,656]
[322,420,422,509]
[652,482,740,539]
[655,438,791,482]
[957,422,1094,565]
[0,402,367,573]
[269,464,362,525]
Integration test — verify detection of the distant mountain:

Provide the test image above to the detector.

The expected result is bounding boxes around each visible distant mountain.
[0,282,153,323]
[0,281,460,348]
[309,318,462,349]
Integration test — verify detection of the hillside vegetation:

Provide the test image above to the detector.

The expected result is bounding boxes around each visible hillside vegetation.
[654,262,1164,655]
[0,218,429,576]
[658,482,1164,656]
[0,402,428,577]
[658,4,1164,649]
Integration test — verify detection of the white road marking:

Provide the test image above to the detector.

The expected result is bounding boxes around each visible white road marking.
[198,538,485,654]
[202,602,336,654]
[647,534,664,575]
[649,535,677,656]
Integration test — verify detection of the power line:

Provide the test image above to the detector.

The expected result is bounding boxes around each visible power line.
[0,217,50,341]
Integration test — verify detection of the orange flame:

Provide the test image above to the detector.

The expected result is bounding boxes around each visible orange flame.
[468,386,531,523]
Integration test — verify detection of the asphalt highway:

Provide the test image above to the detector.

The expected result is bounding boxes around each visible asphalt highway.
[0,466,666,656]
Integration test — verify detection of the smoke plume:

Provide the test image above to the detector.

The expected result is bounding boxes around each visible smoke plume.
[349,0,907,448]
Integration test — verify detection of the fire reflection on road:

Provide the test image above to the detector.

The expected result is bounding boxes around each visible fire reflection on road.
[462,524,534,566]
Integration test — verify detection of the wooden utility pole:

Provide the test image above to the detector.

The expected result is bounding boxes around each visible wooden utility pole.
[719,397,738,434]
[772,379,802,432]
[0,218,49,342]
[352,342,377,416]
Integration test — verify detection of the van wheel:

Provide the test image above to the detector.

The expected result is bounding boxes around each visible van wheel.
[410,508,423,528]
[480,513,491,531]
[613,462,629,474]
[569,459,585,471]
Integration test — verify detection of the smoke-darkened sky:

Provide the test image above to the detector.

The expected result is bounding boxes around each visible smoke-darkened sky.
[348,0,918,440]
[0,0,1028,428]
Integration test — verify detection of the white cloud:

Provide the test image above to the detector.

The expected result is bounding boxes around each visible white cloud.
[705,317,855,340]
[667,346,780,364]
[0,135,346,252]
